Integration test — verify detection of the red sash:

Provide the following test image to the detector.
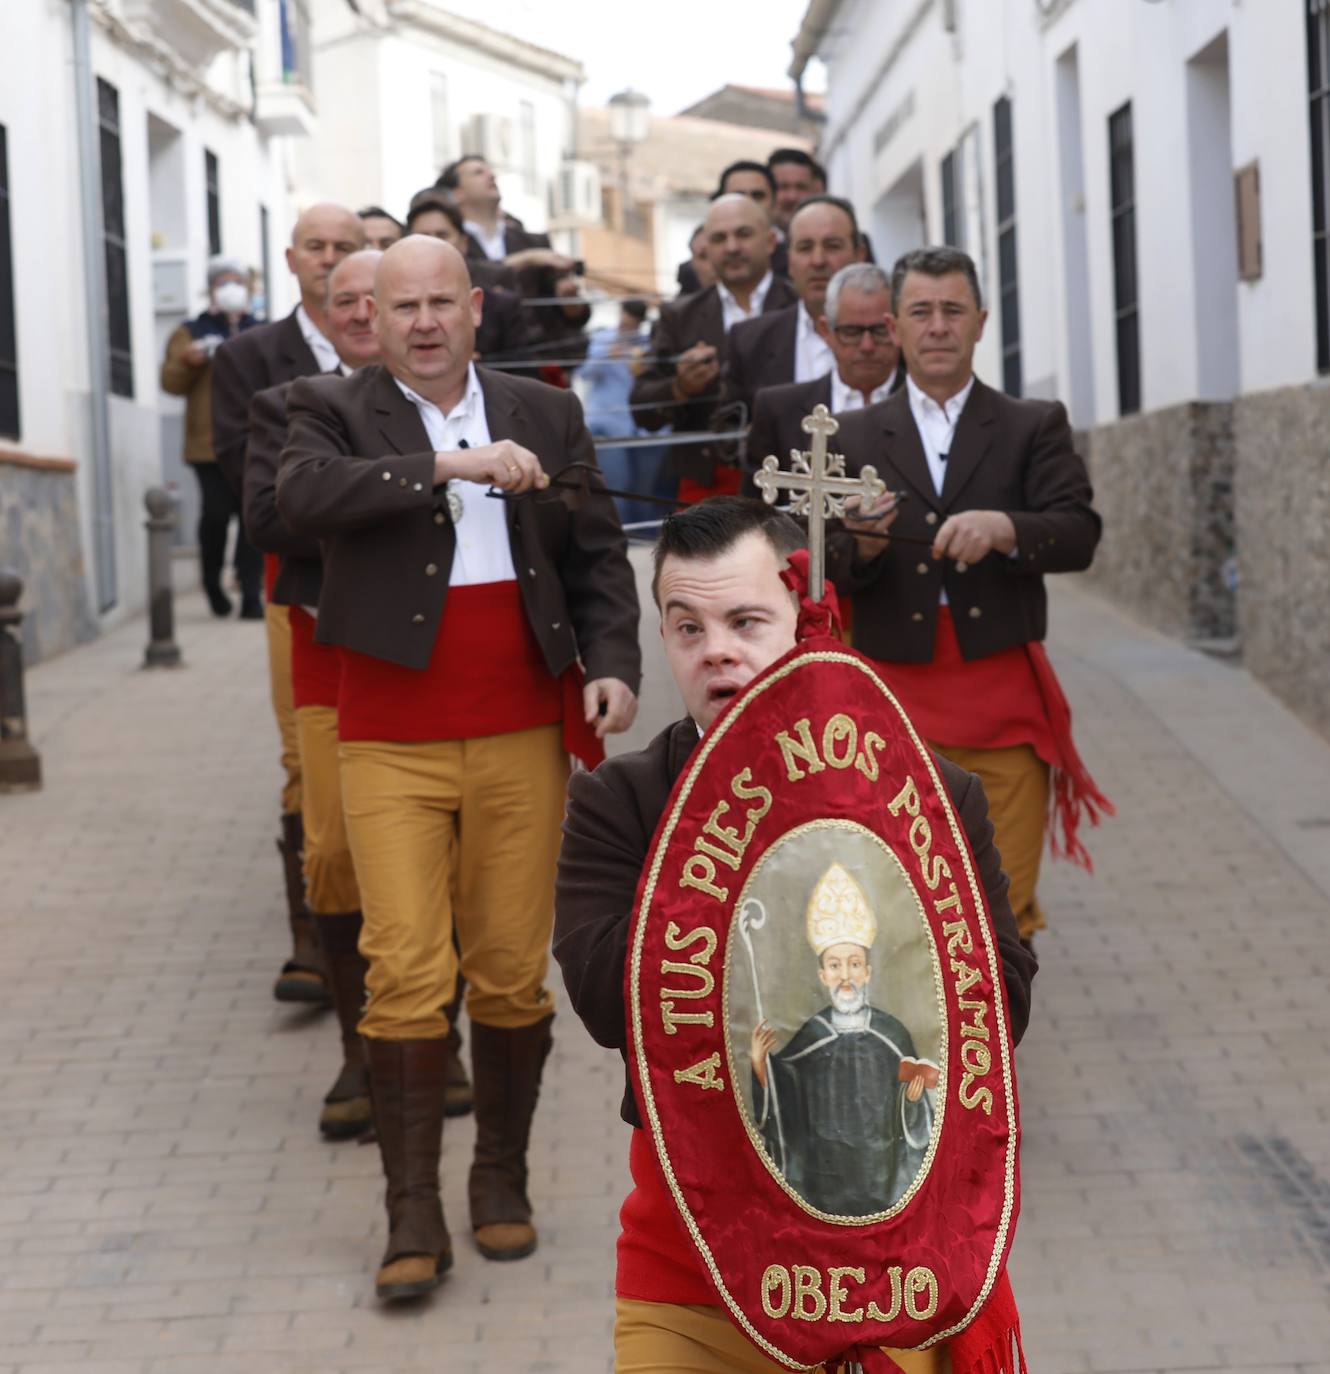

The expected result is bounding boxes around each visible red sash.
[619,1128,1025,1374]
[289,606,340,710]
[336,581,604,769]
[874,608,1113,870]
[263,552,279,601]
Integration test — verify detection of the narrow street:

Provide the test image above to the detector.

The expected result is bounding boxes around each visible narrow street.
[1,570,1327,1373]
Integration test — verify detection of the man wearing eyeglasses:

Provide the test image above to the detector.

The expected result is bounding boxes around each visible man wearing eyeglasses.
[744,262,901,483]
[275,235,640,1304]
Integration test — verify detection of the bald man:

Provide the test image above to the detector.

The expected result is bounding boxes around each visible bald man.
[276,236,641,1303]
[211,202,367,1008]
[630,193,796,500]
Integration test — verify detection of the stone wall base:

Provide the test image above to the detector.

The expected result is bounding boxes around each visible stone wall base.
[1081,384,1329,740]
[0,457,97,666]
[1080,400,1235,642]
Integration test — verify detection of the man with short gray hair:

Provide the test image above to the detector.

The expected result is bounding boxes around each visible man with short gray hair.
[830,245,1108,951]
[744,261,901,485]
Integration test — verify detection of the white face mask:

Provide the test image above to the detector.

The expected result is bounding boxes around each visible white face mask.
[213,281,250,315]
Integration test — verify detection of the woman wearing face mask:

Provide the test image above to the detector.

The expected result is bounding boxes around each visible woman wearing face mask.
[160,256,263,618]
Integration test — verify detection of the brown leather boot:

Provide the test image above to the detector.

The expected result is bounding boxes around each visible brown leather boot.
[443,979,472,1119]
[273,811,330,1005]
[317,912,371,1140]
[367,1038,453,1302]
[468,1016,552,1261]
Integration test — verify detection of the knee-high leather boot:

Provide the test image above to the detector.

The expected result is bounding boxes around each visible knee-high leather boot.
[317,911,371,1140]
[366,1038,452,1302]
[468,1015,553,1261]
[273,811,330,1005]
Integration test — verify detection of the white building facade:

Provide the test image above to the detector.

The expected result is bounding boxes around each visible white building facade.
[794,0,1316,426]
[792,0,1330,736]
[300,0,584,239]
[0,0,312,660]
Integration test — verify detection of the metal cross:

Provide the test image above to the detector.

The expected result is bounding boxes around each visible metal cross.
[754,404,886,603]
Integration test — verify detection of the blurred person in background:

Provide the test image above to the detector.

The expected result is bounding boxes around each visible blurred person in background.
[160,255,261,618]
[358,207,404,251]
[581,298,669,528]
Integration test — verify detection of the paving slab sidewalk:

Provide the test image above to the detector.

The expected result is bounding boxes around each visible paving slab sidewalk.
[0,574,1327,1374]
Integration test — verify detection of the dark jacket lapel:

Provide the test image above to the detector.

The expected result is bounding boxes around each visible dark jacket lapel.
[695,287,725,349]
[877,388,938,506]
[278,309,318,375]
[770,311,797,389]
[939,380,997,509]
[372,367,433,455]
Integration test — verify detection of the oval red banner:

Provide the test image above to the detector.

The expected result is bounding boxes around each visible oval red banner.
[627,644,1020,1370]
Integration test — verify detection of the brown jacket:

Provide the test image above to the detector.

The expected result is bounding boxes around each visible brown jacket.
[554,717,1036,1127]
[629,278,798,481]
[159,325,217,463]
[211,310,320,495]
[827,380,1101,662]
[743,372,833,488]
[243,381,324,608]
[276,364,641,689]
[726,302,800,414]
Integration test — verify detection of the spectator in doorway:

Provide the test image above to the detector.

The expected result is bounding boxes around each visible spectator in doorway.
[160,255,262,618]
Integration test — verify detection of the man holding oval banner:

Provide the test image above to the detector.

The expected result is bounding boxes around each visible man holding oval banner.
[555,497,1037,1374]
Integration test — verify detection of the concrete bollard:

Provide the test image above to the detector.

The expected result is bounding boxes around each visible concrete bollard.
[143,486,183,669]
[0,568,43,793]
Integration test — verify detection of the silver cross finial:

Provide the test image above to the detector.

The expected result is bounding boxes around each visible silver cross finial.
[753,404,886,603]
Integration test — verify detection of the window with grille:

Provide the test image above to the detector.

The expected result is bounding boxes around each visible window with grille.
[940,149,961,247]
[0,123,19,439]
[98,77,133,399]
[1307,1,1330,370]
[205,149,221,256]
[1108,101,1139,415]
[993,96,1021,397]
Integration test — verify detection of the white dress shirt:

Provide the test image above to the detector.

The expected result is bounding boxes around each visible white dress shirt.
[296,305,341,374]
[906,372,978,605]
[905,372,975,497]
[793,301,834,383]
[394,365,516,587]
[830,368,896,414]
[463,219,507,262]
[717,271,774,334]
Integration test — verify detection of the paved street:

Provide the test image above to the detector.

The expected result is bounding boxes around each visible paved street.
[1,569,1328,1374]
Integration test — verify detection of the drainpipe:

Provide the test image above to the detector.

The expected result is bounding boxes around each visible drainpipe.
[70,0,118,613]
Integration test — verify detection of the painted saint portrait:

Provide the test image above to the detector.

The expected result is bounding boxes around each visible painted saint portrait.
[727,823,943,1219]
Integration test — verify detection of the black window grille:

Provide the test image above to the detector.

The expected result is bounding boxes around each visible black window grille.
[205,149,221,256]
[940,149,960,247]
[1307,0,1330,370]
[1108,101,1140,415]
[98,77,133,399]
[0,124,19,439]
[259,203,271,321]
[993,96,1022,397]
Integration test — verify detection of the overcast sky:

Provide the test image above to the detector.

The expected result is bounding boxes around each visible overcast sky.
[438,0,825,115]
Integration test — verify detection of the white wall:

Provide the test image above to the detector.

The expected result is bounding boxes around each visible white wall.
[811,0,1316,425]
[0,0,302,627]
[303,10,576,232]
